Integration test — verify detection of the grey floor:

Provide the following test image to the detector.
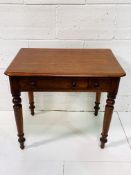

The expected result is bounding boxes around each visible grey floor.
[0,111,131,175]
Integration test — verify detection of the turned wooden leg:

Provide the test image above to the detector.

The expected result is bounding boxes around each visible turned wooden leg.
[100,93,116,149]
[94,92,101,116]
[28,91,35,116]
[12,93,25,149]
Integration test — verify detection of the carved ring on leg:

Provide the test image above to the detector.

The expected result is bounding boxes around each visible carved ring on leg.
[18,134,26,149]
[94,92,101,116]
[100,134,108,149]
[94,102,100,116]
[29,102,35,116]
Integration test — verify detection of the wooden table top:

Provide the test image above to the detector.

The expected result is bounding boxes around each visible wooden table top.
[5,48,126,77]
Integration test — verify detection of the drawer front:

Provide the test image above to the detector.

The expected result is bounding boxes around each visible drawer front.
[88,78,111,91]
[19,77,111,92]
[19,77,89,91]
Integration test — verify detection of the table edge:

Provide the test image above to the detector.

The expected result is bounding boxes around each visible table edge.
[4,71,126,78]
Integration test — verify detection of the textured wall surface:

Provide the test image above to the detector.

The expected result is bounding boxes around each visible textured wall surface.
[0,0,131,111]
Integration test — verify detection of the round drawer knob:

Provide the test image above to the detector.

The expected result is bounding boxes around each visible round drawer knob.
[93,82,99,88]
[30,81,36,87]
[72,81,77,88]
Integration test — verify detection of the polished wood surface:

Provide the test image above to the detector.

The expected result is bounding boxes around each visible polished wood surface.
[5,48,126,149]
[5,48,125,77]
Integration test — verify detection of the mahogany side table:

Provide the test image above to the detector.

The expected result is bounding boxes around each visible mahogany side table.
[4,48,126,149]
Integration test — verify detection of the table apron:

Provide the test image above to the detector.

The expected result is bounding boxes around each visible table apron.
[17,77,113,92]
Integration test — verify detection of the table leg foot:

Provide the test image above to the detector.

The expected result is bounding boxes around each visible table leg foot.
[30,103,35,116]
[28,92,35,116]
[100,134,108,149]
[94,92,101,116]
[100,143,105,149]
[18,133,25,149]
[94,102,100,116]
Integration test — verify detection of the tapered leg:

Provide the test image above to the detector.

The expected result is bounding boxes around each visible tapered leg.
[28,91,35,116]
[94,92,101,116]
[100,93,116,149]
[12,93,25,149]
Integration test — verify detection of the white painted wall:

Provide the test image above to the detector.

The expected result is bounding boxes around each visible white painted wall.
[0,1,131,111]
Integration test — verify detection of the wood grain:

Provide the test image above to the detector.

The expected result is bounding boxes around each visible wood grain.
[5,48,126,77]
